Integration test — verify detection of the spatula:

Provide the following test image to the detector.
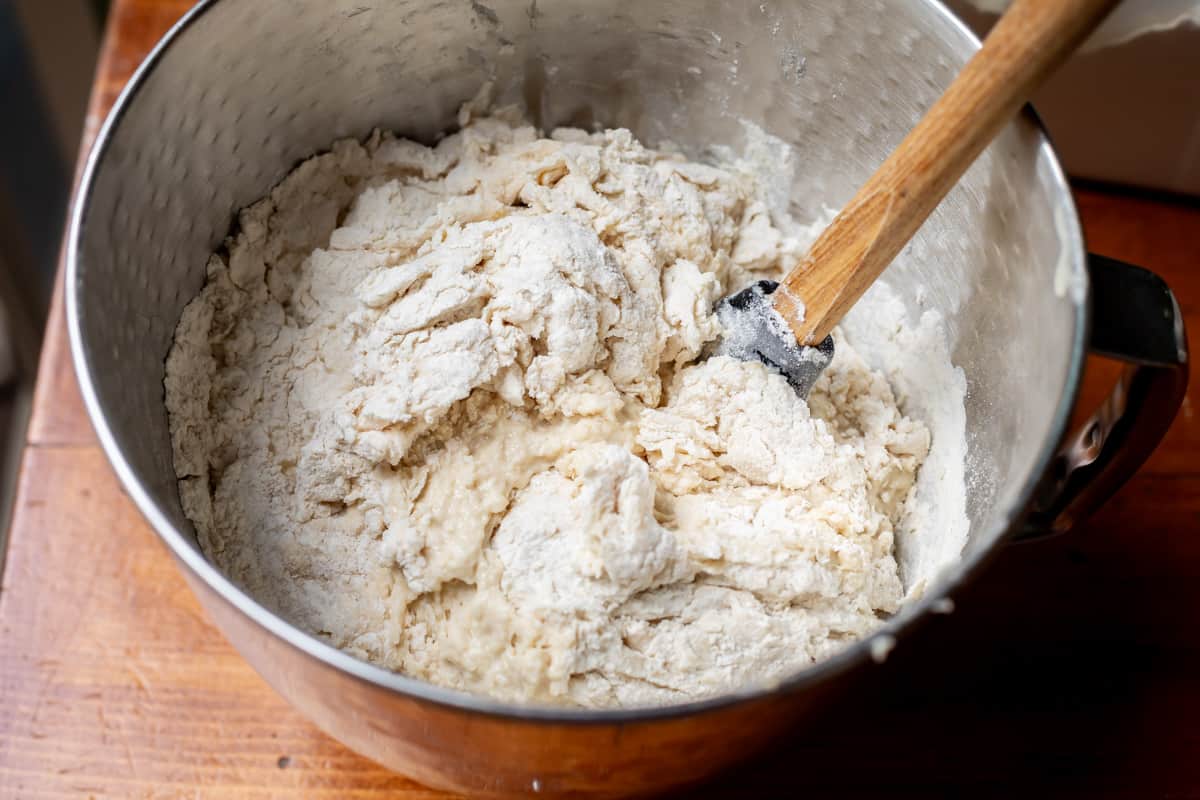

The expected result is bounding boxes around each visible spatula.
[714,0,1121,397]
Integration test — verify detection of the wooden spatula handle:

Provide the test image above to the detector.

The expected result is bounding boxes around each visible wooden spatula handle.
[775,0,1120,345]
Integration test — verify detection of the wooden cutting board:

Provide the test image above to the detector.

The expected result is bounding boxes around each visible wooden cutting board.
[1,1,1197,797]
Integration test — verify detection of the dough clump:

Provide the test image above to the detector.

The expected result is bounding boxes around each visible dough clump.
[166,111,930,707]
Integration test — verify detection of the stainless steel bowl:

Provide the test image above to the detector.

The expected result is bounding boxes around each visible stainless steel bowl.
[67,0,1187,796]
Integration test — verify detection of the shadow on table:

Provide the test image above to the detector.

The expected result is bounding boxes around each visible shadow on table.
[691,479,1197,798]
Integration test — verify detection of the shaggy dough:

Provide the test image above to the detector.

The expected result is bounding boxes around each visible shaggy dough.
[166,109,931,707]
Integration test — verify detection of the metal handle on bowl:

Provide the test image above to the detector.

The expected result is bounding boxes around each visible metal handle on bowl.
[1018,254,1189,540]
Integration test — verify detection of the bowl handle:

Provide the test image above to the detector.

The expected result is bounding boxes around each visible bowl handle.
[1017,254,1190,540]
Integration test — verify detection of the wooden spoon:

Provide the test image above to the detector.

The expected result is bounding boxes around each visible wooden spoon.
[715,0,1121,395]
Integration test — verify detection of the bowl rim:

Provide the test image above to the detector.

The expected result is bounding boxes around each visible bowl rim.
[65,0,1089,724]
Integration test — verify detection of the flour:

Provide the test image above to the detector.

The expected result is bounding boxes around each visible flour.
[165,110,964,708]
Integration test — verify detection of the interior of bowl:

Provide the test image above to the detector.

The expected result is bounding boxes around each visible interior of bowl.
[70,0,1085,694]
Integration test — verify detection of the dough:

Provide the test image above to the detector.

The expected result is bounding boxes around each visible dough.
[165,109,932,707]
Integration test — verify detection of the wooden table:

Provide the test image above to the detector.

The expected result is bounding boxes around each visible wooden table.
[1,1,1197,797]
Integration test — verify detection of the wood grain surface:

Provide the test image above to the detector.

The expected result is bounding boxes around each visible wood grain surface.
[1,1,1197,797]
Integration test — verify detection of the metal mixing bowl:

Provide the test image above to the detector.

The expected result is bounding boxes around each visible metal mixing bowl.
[67,0,1187,796]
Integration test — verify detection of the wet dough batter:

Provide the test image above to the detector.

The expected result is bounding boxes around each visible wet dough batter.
[166,109,930,707]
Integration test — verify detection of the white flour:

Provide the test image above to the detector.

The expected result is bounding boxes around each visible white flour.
[165,108,966,707]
